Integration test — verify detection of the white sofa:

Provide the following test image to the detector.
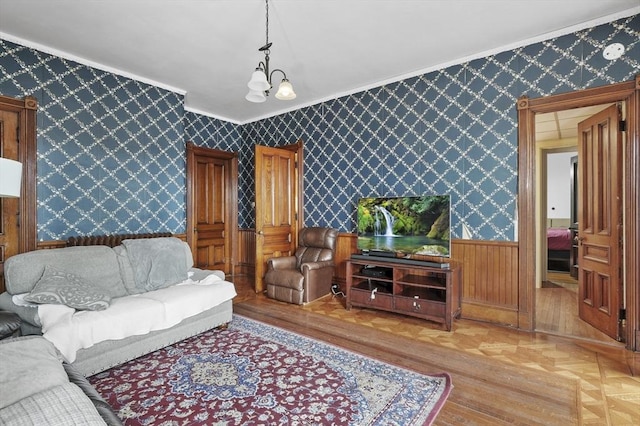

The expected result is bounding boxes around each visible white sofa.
[0,237,236,376]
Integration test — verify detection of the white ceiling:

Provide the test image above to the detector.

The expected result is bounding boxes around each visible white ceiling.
[0,1,638,124]
[536,104,613,142]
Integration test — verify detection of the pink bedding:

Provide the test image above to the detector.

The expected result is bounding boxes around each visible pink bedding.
[547,228,572,250]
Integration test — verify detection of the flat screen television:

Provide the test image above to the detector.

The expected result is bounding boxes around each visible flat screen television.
[356,195,451,259]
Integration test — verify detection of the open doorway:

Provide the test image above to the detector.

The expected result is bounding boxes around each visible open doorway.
[534,104,623,345]
[517,76,640,351]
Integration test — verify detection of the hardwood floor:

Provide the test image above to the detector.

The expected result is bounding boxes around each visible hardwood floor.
[231,275,640,425]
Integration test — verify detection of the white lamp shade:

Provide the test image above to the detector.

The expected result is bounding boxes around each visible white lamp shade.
[275,79,296,100]
[0,157,22,198]
[245,89,267,103]
[247,69,271,92]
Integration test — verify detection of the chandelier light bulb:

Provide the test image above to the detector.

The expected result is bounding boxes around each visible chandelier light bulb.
[275,79,296,100]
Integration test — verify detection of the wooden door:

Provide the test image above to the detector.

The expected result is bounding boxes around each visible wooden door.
[577,104,622,340]
[0,109,20,293]
[186,144,238,276]
[254,145,297,293]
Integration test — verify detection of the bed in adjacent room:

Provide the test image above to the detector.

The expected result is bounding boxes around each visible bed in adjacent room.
[547,227,572,271]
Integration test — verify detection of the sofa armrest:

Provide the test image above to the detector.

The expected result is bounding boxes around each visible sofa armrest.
[63,362,123,426]
[189,268,225,281]
[0,310,21,339]
[267,256,297,270]
[0,292,41,334]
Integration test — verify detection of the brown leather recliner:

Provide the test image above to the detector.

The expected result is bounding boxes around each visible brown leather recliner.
[264,227,338,305]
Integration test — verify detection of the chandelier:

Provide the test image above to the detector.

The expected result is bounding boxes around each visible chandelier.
[245,0,296,103]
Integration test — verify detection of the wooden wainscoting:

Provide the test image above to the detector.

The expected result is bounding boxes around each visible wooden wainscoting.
[237,229,256,277]
[332,236,520,327]
[452,239,519,327]
[236,231,520,327]
[237,229,356,286]
[333,233,357,288]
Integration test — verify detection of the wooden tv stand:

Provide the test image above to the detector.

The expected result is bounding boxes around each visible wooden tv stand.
[346,257,461,331]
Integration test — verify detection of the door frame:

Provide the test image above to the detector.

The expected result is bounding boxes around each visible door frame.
[281,139,304,233]
[253,140,303,293]
[517,75,640,350]
[0,95,38,254]
[185,142,238,276]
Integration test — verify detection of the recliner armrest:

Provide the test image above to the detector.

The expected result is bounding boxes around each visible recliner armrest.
[268,256,297,270]
[300,260,335,271]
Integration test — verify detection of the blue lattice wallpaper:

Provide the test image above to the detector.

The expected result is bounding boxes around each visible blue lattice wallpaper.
[1,40,186,240]
[1,14,639,241]
[240,14,639,240]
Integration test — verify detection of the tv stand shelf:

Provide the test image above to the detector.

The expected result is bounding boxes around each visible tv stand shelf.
[346,257,461,331]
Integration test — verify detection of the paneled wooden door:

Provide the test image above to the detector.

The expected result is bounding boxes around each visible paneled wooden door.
[577,104,622,340]
[254,144,298,293]
[186,143,238,276]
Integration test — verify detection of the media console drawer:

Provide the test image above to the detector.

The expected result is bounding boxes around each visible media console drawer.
[350,288,394,310]
[346,258,461,331]
[394,296,446,318]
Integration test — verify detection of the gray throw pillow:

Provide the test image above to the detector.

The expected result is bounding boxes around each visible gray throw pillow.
[24,265,111,311]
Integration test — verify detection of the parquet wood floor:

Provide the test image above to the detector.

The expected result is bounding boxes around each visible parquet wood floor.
[231,276,640,425]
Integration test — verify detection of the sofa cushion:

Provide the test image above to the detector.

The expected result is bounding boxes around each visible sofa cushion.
[113,242,193,295]
[38,274,236,362]
[121,237,190,292]
[4,246,128,299]
[113,245,141,295]
[0,336,69,409]
[25,265,111,311]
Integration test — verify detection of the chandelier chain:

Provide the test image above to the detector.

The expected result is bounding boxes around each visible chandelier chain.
[265,0,269,46]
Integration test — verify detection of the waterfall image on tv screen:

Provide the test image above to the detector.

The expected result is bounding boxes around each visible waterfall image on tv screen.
[357,195,451,258]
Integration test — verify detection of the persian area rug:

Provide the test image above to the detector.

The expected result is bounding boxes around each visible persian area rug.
[89,315,452,425]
